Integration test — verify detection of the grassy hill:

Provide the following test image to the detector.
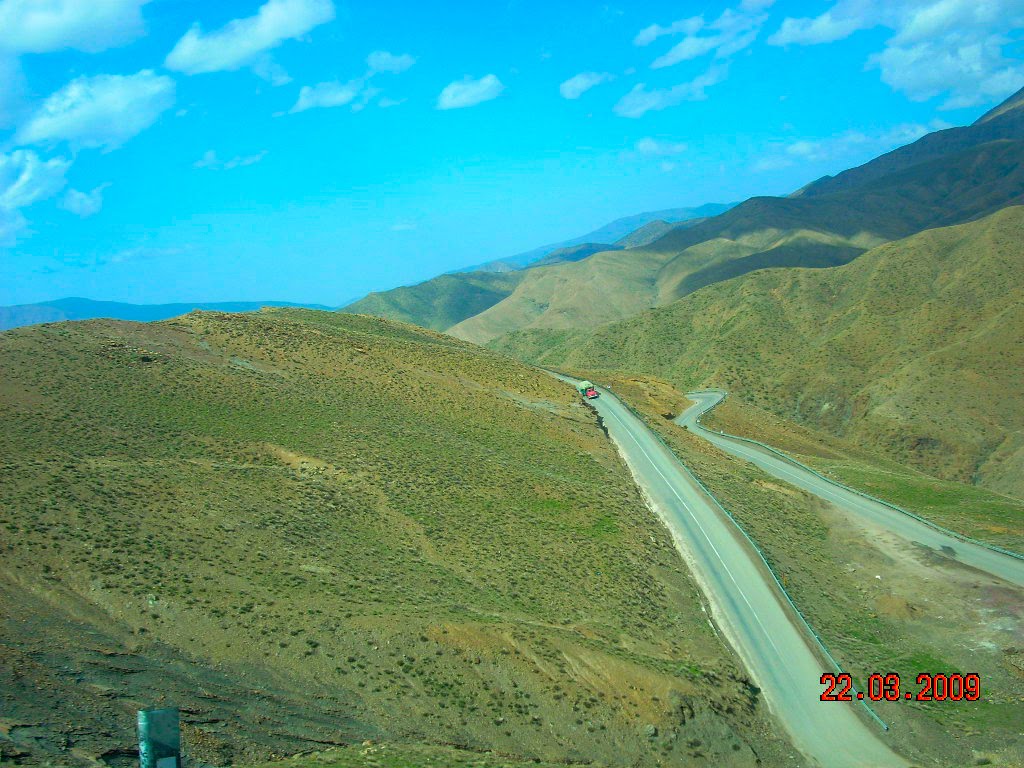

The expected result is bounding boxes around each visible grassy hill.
[0,297,334,331]
[343,272,524,331]
[0,309,792,767]
[492,206,1024,499]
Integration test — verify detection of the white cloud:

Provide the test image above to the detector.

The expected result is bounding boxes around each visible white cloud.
[634,17,703,47]
[437,74,504,110]
[61,184,108,217]
[17,70,175,151]
[635,137,688,156]
[752,123,932,172]
[0,149,69,245]
[650,6,769,69]
[165,0,334,76]
[0,150,68,209]
[367,50,415,74]
[0,0,149,54]
[350,86,381,112]
[290,79,363,113]
[194,150,267,170]
[614,66,727,118]
[768,0,1024,109]
[288,50,413,116]
[559,71,614,99]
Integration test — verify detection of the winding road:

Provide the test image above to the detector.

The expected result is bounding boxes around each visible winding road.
[677,390,1024,589]
[567,380,908,768]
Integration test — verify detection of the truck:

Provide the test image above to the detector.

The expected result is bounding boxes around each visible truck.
[576,380,599,399]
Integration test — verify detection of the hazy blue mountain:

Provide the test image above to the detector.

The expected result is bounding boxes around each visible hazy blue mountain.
[0,297,335,331]
[454,202,736,273]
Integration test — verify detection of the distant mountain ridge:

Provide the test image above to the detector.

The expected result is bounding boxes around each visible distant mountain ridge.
[0,297,334,331]
[451,203,737,273]
[446,86,1024,344]
[343,202,735,330]
[794,86,1024,198]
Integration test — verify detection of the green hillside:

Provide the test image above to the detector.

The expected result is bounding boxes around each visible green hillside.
[343,271,523,331]
[530,241,623,268]
[493,206,1024,498]
[0,297,333,331]
[0,309,790,767]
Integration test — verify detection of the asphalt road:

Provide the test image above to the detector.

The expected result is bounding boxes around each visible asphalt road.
[677,391,1024,589]
[570,382,907,768]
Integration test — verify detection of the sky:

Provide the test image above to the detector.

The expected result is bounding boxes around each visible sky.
[1,0,1023,306]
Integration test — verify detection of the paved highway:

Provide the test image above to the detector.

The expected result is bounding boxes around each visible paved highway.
[677,391,1024,589]
[568,381,907,768]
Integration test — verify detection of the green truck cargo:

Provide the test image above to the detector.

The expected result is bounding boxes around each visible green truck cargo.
[576,380,599,399]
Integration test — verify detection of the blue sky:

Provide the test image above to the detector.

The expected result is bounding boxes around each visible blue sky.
[1,0,1023,306]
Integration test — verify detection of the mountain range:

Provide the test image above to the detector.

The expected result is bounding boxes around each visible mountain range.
[347,86,1024,498]
[0,297,334,331]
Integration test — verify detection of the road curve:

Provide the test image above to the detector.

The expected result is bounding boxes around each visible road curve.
[566,380,907,768]
[677,391,1024,589]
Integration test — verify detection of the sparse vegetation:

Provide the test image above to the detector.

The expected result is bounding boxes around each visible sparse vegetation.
[0,309,793,767]
[594,376,1024,768]
[495,206,1024,500]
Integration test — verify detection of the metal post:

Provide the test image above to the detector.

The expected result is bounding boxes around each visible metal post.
[138,708,182,768]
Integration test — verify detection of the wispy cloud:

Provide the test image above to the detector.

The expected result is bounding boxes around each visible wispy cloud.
[0,149,70,245]
[0,0,149,53]
[752,123,933,172]
[437,74,504,110]
[768,0,1024,109]
[165,0,334,77]
[614,65,727,118]
[559,71,614,99]
[290,79,363,113]
[16,70,175,151]
[635,137,688,156]
[61,184,109,217]
[645,3,773,70]
[288,49,415,114]
[367,50,415,74]
[634,17,703,47]
[194,150,267,170]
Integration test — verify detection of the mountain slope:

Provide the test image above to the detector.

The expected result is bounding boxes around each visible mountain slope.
[341,204,735,331]
[0,297,333,331]
[450,91,1024,345]
[0,308,788,767]
[454,138,1024,345]
[530,241,623,268]
[460,203,736,273]
[493,206,1024,498]
[796,85,1024,198]
[343,271,523,331]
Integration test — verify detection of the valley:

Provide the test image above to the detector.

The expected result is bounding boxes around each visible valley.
[4,25,1024,768]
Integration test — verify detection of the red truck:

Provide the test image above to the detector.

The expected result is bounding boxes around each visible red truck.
[577,380,600,399]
